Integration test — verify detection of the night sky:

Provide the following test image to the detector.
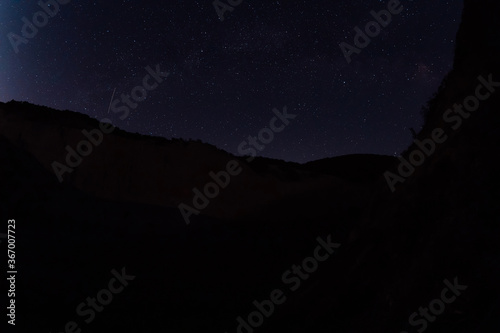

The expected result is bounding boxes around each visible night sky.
[0,0,463,163]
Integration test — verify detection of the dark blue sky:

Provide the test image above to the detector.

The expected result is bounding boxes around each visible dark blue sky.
[0,0,463,163]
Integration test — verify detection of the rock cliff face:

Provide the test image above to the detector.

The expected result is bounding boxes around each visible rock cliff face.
[1,0,499,332]
[328,0,500,331]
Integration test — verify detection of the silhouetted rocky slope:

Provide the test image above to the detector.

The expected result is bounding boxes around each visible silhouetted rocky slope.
[292,0,500,331]
[0,100,394,221]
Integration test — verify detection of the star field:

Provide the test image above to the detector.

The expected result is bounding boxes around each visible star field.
[0,0,463,163]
